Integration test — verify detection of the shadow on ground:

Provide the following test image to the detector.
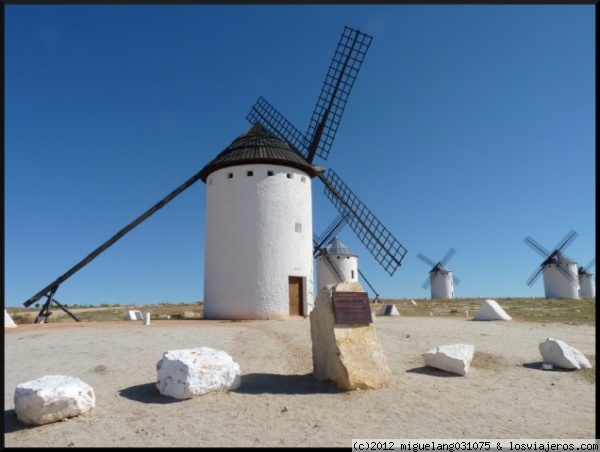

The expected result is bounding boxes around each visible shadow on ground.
[522,361,576,372]
[118,382,184,404]
[234,373,344,395]
[4,409,38,433]
[405,366,463,377]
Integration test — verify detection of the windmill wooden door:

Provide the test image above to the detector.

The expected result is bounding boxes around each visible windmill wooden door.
[288,276,304,316]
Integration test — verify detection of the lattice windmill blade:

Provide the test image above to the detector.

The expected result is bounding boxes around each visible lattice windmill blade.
[523,236,551,259]
[580,257,596,274]
[244,26,407,281]
[443,272,461,285]
[440,248,456,266]
[246,96,309,158]
[421,275,431,290]
[319,169,407,276]
[554,229,579,253]
[416,253,437,269]
[554,262,580,286]
[322,254,345,284]
[526,266,544,287]
[313,210,350,255]
[305,26,373,164]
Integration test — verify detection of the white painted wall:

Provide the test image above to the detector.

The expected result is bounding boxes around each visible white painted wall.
[203,164,314,319]
[542,263,580,299]
[316,254,358,290]
[579,274,595,298]
[430,271,454,299]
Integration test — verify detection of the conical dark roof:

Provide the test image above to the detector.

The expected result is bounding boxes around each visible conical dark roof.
[199,123,317,183]
[543,251,577,266]
[431,263,451,273]
[315,237,358,258]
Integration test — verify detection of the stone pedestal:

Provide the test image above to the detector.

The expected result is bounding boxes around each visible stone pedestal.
[309,282,392,390]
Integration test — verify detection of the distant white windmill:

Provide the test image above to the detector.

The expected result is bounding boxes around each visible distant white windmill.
[312,212,380,302]
[417,248,460,299]
[524,229,580,299]
[578,258,595,298]
[315,236,359,290]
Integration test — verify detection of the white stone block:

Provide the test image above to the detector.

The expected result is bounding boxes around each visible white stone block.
[381,305,400,316]
[14,375,95,425]
[125,310,143,321]
[472,299,511,321]
[423,343,475,376]
[539,338,592,370]
[5,309,17,328]
[156,347,241,399]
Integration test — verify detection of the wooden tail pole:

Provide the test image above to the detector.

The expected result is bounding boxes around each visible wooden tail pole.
[24,168,205,308]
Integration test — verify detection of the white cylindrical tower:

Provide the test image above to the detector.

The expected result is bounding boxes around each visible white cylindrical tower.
[429,264,454,299]
[579,272,595,298]
[542,253,580,299]
[200,123,317,319]
[315,237,358,290]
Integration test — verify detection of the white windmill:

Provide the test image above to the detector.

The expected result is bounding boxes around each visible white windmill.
[312,212,381,302]
[21,26,408,322]
[417,248,461,299]
[315,236,358,290]
[200,26,407,319]
[199,123,316,319]
[524,230,580,299]
[577,258,595,298]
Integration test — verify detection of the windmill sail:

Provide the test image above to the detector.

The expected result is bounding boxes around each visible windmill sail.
[524,229,580,287]
[313,210,349,255]
[246,25,407,277]
[578,258,595,276]
[319,169,407,276]
[247,96,309,158]
[305,26,373,163]
[417,249,460,289]
[247,26,373,165]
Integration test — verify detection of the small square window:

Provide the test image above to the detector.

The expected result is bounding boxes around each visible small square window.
[247,171,254,176]
[227,173,233,179]
[287,173,293,179]
[301,176,306,183]
[268,171,274,176]
[295,223,302,233]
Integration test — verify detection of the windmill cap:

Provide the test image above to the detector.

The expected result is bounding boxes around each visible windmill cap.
[544,251,577,266]
[431,263,451,272]
[199,123,318,182]
[315,237,358,257]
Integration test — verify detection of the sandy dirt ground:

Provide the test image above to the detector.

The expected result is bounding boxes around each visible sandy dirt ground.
[4,316,596,447]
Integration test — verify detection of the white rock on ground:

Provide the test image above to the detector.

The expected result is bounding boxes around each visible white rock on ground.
[5,309,17,328]
[472,299,511,321]
[156,347,241,399]
[380,305,400,316]
[539,338,592,370]
[423,343,475,376]
[14,375,95,426]
[124,310,143,321]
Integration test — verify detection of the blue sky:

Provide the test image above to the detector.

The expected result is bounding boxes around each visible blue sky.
[4,5,595,307]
